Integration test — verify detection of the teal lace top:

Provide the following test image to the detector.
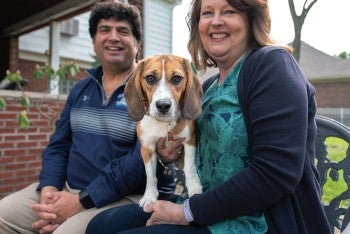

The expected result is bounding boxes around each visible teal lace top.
[195,55,267,234]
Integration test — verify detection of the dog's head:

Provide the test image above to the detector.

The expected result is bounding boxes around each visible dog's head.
[125,54,203,122]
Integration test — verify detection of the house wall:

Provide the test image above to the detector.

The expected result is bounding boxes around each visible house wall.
[312,81,350,108]
[19,12,94,67]
[143,0,176,56]
[0,90,66,198]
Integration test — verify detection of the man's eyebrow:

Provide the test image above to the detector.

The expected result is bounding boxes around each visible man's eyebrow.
[117,25,132,31]
[97,24,111,29]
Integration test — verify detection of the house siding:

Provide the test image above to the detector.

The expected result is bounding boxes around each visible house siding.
[19,12,94,67]
[143,0,176,56]
[312,81,350,108]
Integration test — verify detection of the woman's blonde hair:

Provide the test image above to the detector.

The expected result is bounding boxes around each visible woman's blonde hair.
[187,0,292,71]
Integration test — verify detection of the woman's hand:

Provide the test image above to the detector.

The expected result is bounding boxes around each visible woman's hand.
[156,137,185,163]
[144,200,189,226]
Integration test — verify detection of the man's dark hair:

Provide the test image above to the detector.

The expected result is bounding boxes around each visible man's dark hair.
[89,0,142,41]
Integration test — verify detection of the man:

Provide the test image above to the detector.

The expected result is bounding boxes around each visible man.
[0,1,174,233]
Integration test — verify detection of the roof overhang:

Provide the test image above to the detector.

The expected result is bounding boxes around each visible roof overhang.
[1,0,93,37]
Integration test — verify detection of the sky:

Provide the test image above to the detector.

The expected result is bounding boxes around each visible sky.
[172,0,350,59]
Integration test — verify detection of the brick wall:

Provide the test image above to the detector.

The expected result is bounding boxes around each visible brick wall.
[0,90,66,199]
[311,81,350,108]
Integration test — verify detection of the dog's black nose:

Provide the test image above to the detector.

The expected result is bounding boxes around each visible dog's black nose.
[156,99,171,114]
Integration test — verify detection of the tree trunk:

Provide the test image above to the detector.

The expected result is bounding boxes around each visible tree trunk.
[288,0,318,62]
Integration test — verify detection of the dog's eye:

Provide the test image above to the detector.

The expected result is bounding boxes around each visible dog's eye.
[171,75,182,85]
[145,75,157,85]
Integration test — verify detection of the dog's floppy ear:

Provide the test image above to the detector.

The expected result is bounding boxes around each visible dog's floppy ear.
[182,59,203,120]
[124,61,146,121]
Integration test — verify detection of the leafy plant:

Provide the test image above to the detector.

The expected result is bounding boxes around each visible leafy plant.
[0,96,5,110]
[1,61,79,129]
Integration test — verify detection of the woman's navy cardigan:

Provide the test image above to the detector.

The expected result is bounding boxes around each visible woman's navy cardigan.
[190,46,331,234]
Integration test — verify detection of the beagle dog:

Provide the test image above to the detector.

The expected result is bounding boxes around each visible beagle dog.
[124,54,203,207]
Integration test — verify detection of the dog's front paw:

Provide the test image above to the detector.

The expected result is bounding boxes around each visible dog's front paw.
[138,195,158,207]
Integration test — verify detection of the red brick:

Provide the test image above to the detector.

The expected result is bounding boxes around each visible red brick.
[17,127,37,133]
[26,175,40,182]
[17,155,37,162]
[4,135,26,141]
[0,128,16,134]
[27,161,42,168]
[0,142,14,148]
[0,157,15,164]
[31,120,51,127]
[0,113,17,119]
[3,177,24,184]
[14,183,32,191]
[312,81,350,108]
[6,106,26,112]
[40,141,49,147]
[0,171,15,178]
[0,186,14,195]
[28,134,48,140]
[5,163,28,170]
[4,120,18,127]
[16,169,38,177]
[4,149,26,156]
[17,141,38,148]
[28,148,44,155]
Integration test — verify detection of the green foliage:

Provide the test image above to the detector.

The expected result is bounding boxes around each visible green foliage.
[337,51,350,59]
[1,61,79,129]
[5,70,25,89]
[21,95,30,107]
[34,61,79,80]
[0,97,5,110]
[321,137,350,208]
[18,111,30,130]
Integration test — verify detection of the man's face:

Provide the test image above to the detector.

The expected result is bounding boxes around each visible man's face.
[93,18,139,69]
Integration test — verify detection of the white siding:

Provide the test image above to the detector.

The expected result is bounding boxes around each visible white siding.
[60,13,94,63]
[19,12,94,66]
[19,28,50,54]
[18,0,181,66]
[143,0,176,57]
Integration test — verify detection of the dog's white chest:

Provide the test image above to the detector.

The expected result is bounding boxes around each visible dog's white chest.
[138,116,179,146]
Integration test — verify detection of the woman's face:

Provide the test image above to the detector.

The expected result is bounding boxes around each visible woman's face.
[198,0,249,65]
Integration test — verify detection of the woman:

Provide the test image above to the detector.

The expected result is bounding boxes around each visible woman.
[86,0,331,233]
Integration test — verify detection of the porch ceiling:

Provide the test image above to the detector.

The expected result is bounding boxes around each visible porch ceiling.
[0,0,93,37]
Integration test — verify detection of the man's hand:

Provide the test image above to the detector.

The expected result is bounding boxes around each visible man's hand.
[144,200,189,226]
[31,186,60,233]
[32,189,83,233]
[32,220,60,234]
[32,191,83,221]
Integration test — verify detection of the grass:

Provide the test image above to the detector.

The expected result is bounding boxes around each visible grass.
[321,137,350,208]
